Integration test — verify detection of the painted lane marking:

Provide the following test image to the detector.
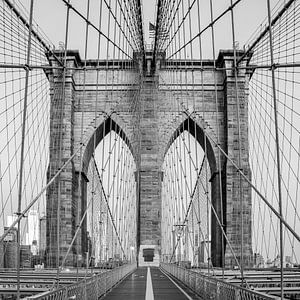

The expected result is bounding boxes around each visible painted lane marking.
[145,267,154,300]
[160,268,193,300]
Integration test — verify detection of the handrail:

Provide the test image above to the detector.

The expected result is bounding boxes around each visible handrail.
[26,263,136,300]
[160,263,279,300]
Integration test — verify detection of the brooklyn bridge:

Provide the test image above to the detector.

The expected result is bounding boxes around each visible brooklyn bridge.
[0,0,300,299]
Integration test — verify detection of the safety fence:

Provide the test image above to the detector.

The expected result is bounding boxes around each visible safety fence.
[26,263,137,300]
[160,263,278,300]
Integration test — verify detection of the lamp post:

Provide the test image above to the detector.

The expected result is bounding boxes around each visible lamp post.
[173,224,186,263]
[130,246,135,263]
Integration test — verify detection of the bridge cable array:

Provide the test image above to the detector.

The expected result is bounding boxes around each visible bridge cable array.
[0,0,144,298]
[0,0,300,299]
[154,0,300,297]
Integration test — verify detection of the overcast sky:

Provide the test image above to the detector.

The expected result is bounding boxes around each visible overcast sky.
[3,0,299,262]
[15,0,281,59]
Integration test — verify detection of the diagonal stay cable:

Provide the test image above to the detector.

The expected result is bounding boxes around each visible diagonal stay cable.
[237,0,296,65]
[4,0,64,67]
[165,0,242,59]
[61,0,135,58]
[158,65,300,244]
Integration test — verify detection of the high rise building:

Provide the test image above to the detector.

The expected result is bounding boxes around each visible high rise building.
[26,210,39,249]
[254,253,265,268]
[39,216,47,253]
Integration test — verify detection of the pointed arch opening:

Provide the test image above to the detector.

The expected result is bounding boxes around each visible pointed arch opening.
[161,117,224,267]
[80,118,137,267]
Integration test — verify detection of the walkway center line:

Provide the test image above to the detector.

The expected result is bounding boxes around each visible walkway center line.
[145,267,154,300]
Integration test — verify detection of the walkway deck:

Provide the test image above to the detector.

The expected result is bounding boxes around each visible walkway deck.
[103,267,201,300]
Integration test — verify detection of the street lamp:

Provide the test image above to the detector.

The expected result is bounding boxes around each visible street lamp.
[173,224,186,263]
[130,246,135,263]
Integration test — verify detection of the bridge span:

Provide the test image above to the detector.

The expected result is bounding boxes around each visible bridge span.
[0,0,300,299]
[0,264,300,299]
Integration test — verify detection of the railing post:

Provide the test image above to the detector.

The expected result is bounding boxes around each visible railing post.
[16,0,34,299]
[195,273,198,294]
[96,275,99,300]
[235,288,240,300]
[26,264,277,300]
[216,281,220,300]
[186,269,188,285]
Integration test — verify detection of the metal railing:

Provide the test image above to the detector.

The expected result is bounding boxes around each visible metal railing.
[26,263,137,300]
[160,263,278,300]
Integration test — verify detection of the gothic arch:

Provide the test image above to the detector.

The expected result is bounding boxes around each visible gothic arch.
[163,117,224,267]
[164,117,218,175]
[81,117,135,176]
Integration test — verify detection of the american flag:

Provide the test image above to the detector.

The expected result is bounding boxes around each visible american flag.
[149,22,156,39]
[149,22,168,41]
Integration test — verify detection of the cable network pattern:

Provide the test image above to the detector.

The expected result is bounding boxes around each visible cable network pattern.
[247,0,300,265]
[154,0,300,289]
[0,0,144,291]
[0,0,51,243]
[0,0,300,299]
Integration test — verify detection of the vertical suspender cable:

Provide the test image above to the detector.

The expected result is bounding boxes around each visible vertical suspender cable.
[266,0,284,298]
[196,0,211,274]
[229,0,245,282]
[56,0,70,284]
[186,0,196,265]
[180,0,190,261]
[81,0,90,276]
[16,1,34,298]
[92,0,104,273]
[209,0,225,276]
[176,0,184,258]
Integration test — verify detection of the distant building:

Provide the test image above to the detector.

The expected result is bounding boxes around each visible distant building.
[2,227,18,268]
[20,245,32,268]
[284,256,294,267]
[273,255,281,268]
[26,210,39,249]
[264,255,294,268]
[266,258,273,268]
[39,216,47,253]
[254,253,265,268]
[3,226,17,242]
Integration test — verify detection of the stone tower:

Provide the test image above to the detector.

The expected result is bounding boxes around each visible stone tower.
[46,49,253,268]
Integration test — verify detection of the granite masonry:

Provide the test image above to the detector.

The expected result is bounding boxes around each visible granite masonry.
[46,50,253,268]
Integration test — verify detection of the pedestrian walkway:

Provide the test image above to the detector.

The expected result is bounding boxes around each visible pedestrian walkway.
[102,267,200,299]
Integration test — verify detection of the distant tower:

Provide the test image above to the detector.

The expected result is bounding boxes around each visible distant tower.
[39,216,47,253]
[26,210,39,248]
